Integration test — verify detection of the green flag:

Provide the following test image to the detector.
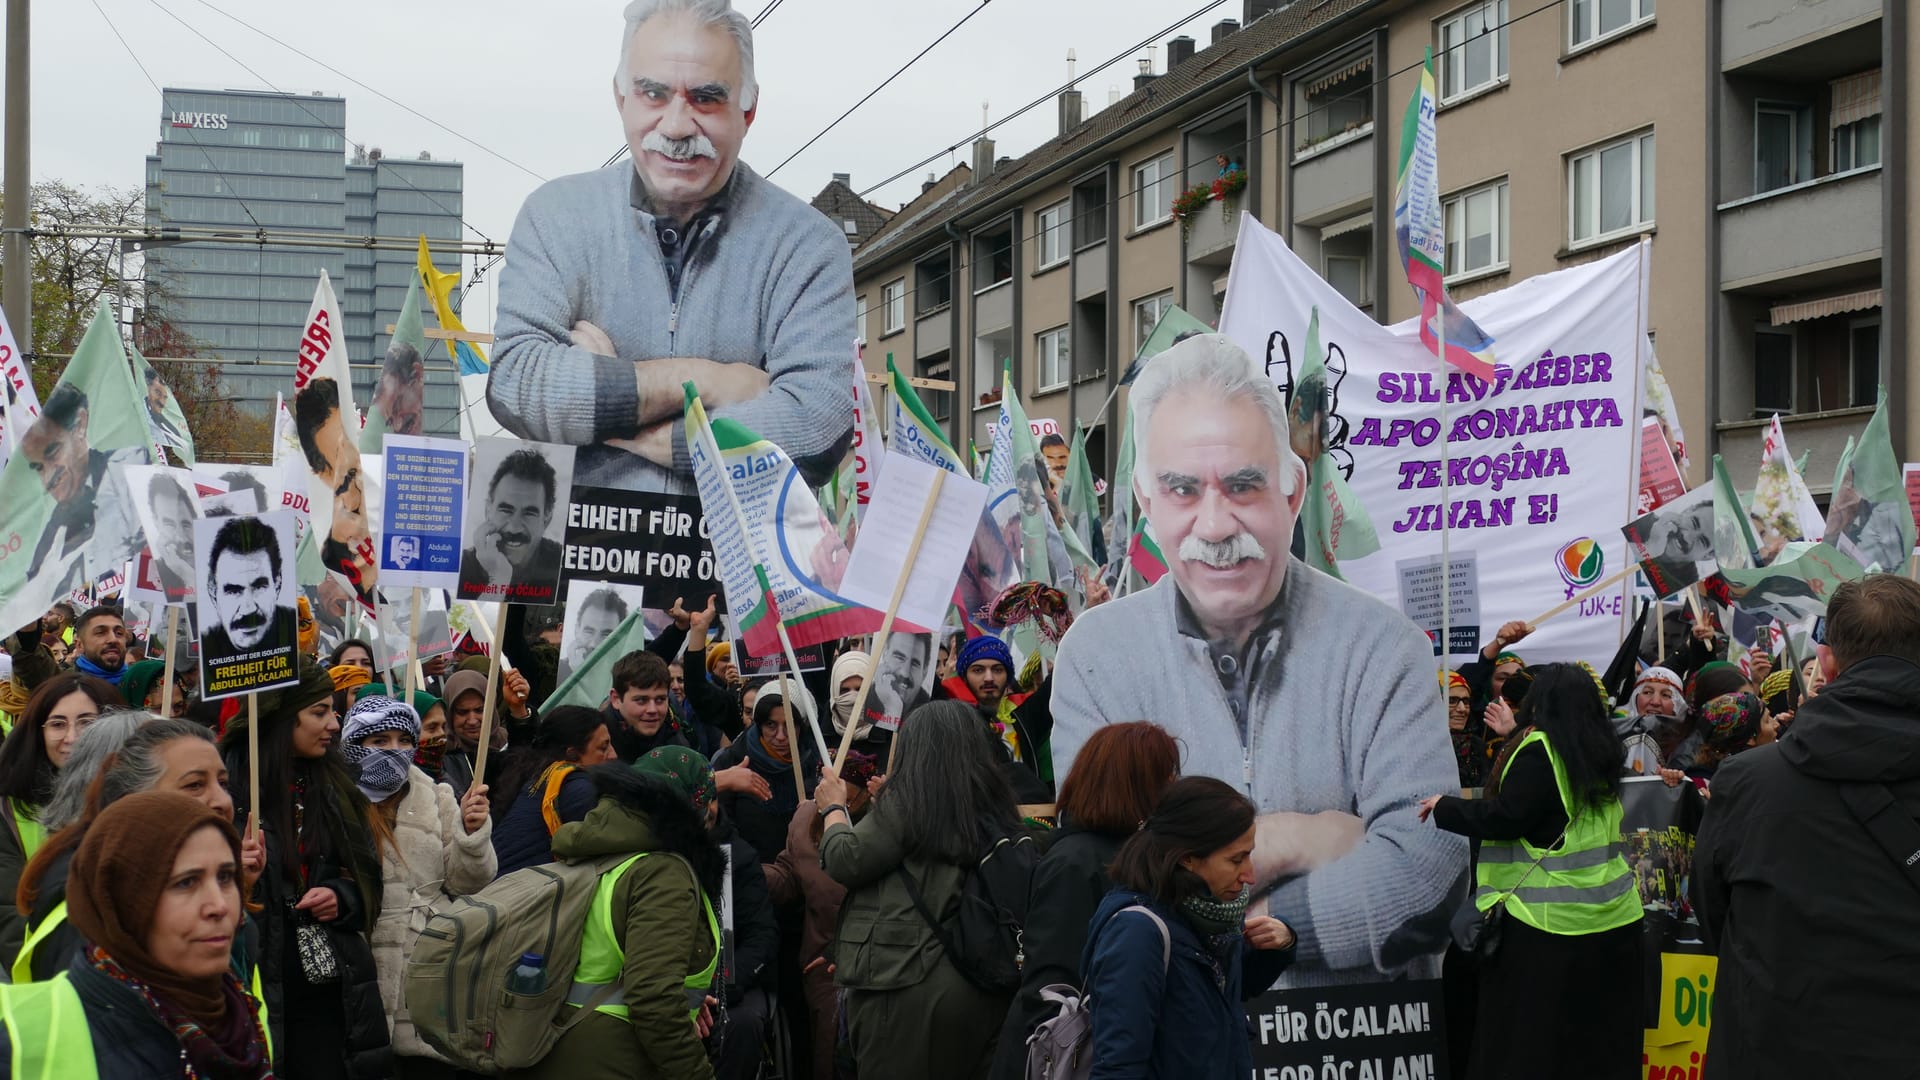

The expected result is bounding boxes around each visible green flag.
[132,347,195,465]
[0,301,154,630]
[1121,304,1213,385]
[1289,307,1379,579]
[1712,454,1760,573]
[1062,425,1100,558]
[1823,388,1914,573]
[544,608,650,710]
[360,276,427,451]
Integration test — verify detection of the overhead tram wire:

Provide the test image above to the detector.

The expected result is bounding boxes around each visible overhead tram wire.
[854,0,1236,199]
[91,0,265,234]
[762,0,997,180]
[187,0,548,185]
[148,0,498,246]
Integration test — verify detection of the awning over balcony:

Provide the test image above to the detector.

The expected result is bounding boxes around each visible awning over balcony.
[1769,287,1881,326]
[1307,57,1371,98]
[1830,69,1881,130]
[1320,212,1371,241]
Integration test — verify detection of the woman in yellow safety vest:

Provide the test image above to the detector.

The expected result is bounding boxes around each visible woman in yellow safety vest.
[0,790,273,1077]
[0,672,118,966]
[17,717,268,985]
[1419,662,1645,1080]
[521,748,726,1080]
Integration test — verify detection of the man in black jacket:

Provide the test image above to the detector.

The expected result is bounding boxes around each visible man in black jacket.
[1692,574,1920,1079]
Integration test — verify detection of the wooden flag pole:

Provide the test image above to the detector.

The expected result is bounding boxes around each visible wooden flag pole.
[246,694,261,843]
[471,601,511,783]
[832,469,947,775]
[402,587,423,703]
[1653,597,1664,664]
[159,606,180,719]
[1525,564,1640,628]
[778,673,806,802]
[1684,585,1707,628]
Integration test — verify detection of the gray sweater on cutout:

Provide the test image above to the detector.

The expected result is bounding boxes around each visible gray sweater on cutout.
[1051,559,1470,987]
[487,160,855,492]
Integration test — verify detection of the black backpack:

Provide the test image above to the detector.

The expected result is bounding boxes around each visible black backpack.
[897,832,1039,993]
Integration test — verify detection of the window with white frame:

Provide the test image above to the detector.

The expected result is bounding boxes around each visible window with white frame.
[1036,202,1069,268]
[1440,1,1508,102]
[1133,291,1175,353]
[1568,130,1654,246]
[1037,327,1071,390]
[882,279,905,333]
[1569,0,1653,50]
[1133,154,1175,230]
[1752,327,1794,414]
[1835,116,1881,172]
[1755,102,1812,194]
[1324,251,1369,308]
[1444,179,1508,278]
[854,295,868,342]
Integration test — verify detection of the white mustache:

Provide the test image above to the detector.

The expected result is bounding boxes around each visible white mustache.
[1179,532,1268,569]
[641,131,717,162]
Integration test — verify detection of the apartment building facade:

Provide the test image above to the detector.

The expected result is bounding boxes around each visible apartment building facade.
[848,0,1909,496]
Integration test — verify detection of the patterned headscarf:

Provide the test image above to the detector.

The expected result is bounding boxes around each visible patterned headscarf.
[1440,670,1470,692]
[330,663,373,693]
[633,745,716,811]
[1759,669,1793,702]
[1493,650,1524,668]
[705,642,733,677]
[1701,691,1766,752]
[340,695,420,803]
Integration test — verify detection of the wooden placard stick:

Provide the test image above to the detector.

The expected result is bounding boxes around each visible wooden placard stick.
[778,673,805,802]
[159,606,180,719]
[831,469,948,775]
[247,694,261,843]
[402,587,423,702]
[471,601,511,782]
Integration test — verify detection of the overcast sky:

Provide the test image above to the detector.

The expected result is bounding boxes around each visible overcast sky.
[6,0,1242,330]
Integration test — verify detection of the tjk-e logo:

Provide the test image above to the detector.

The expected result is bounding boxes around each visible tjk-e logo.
[169,111,229,130]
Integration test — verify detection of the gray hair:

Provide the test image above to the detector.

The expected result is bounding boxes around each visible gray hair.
[615,0,759,112]
[1129,333,1302,500]
[94,718,220,815]
[42,710,147,832]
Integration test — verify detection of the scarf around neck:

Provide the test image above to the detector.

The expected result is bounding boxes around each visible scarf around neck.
[73,654,125,686]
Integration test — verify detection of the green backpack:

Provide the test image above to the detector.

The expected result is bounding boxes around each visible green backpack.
[405,853,631,1074]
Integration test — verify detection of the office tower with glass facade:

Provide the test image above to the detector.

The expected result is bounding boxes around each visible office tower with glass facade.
[144,87,465,434]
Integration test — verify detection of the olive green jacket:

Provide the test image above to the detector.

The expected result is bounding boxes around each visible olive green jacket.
[537,798,717,1080]
[820,804,966,992]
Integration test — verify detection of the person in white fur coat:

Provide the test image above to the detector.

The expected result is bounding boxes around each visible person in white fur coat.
[341,695,497,1075]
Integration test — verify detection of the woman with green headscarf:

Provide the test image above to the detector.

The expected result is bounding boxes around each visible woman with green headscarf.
[116,659,188,718]
[524,750,727,1080]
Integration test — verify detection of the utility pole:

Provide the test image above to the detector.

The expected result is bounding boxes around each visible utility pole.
[2,0,29,354]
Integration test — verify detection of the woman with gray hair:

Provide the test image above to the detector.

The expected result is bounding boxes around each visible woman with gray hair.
[15,717,265,983]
